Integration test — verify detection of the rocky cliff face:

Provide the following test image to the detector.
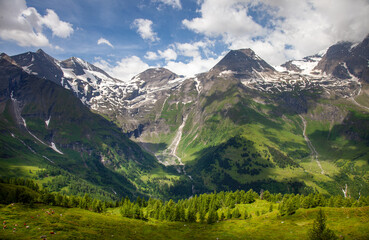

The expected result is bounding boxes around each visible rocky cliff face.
[315,34,369,81]
[11,49,64,85]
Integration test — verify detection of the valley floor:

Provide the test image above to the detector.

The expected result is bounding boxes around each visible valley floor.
[1,203,368,240]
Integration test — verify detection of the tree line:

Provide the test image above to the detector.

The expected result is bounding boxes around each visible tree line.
[0,177,114,213]
[1,177,369,225]
[119,189,369,224]
[119,189,257,224]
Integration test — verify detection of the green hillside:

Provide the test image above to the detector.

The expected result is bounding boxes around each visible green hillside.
[137,74,369,198]
[1,178,368,239]
[0,58,180,201]
[1,200,368,239]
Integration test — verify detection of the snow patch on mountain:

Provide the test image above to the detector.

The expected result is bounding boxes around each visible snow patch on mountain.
[239,67,361,98]
[51,142,63,155]
[291,57,321,75]
[45,116,51,127]
[43,155,55,164]
[11,91,64,155]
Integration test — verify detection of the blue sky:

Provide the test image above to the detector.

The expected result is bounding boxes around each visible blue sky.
[1,0,368,80]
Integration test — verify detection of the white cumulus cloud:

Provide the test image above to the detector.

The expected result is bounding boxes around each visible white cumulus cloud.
[41,9,74,38]
[145,40,214,62]
[175,40,215,58]
[97,37,114,48]
[152,0,182,9]
[132,18,159,42]
[183,0,369,65]
[0,0,73,48]
[157,48,177,61]
[94,56,152,81]
[165,55,224,78]
[144,48,177,61]
[144,40,218,77]
[144,51,160,60]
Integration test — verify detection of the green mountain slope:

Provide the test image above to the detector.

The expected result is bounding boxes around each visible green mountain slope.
[0,55,180,200]
[137,55,369,197]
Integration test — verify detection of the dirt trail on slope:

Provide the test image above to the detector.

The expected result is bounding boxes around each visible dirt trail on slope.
[300,115,325,174]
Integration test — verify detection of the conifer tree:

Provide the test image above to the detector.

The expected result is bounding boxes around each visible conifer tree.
[179,204,186,221]
[159,209,165,221]
[334,196,344,208]
[82,193,91,210]
[96,200,103,213]
[69,195,79,207]
[132,204,141,219]
[154,207,160,219]
[139,208,144,220]
[226,208,232,219]
[207,209,218,224]
[301,197,310,209]
[62,195,69,207]
[308,209,338,240]
[42,192,55,205]
[91,199,98,212]
[199,209,206,223]
[243,209,248,219]
[263,190,271,201]
[313,193,325,207]
[136,196,142,207]
[232,207,241,218]
[186,207,197,222]
[142,197,147,207]
[55,192,63,206]
[279,198,298,216]
[218,211,224,221]
[173,205,180,221]
[120,202,132,218]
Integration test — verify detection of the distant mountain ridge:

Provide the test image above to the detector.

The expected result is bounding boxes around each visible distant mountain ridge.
[8,35,369,133]
[2,33,369,199]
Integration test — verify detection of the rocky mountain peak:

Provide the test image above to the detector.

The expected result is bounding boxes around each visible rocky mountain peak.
[210,48,275,79]
[350,34,369,59]
[314,35,369,81]
[0,53,18,66]
[36,48,47,55]
[60,57,114,79]
[61,57,88,76]
[132,68,180,87]
[11,49,63,85]
[237,48,260,59]
[61,57,90,68]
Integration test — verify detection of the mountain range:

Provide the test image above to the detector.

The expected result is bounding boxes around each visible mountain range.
[1,34,369,200]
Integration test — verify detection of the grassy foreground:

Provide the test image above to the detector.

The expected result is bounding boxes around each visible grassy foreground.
[0,203,368,240]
